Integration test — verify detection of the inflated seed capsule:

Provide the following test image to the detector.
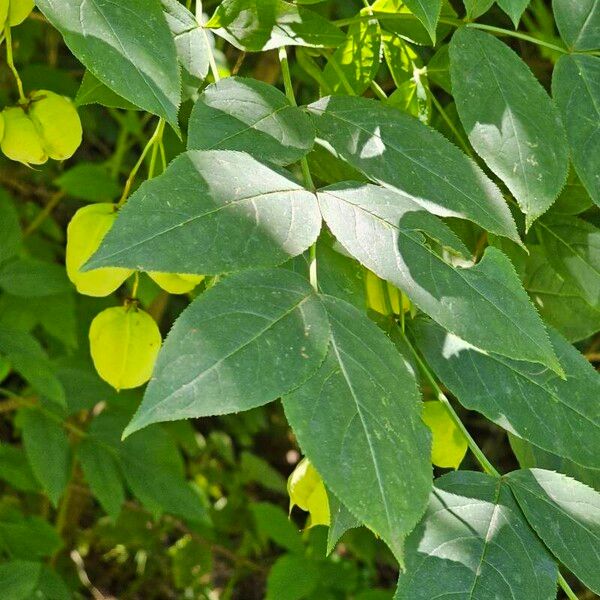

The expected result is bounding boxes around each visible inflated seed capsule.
[0,106,47,165]
[89,304,162,391]
[287,458,330,528]
[66,203,134,297]
[28,90,82,160]
[0,0,9,31]
[8,0,35,26]
[147,272,204,295]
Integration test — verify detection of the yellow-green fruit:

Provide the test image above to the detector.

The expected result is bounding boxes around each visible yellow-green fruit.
[89,305,162,391]
[288,458,330,528]
[0,106,47,165]
[29,90,82,160]
[8,0,35,26]
[148,272,204,295]
[0,111,5,143]
[66,203,134,297]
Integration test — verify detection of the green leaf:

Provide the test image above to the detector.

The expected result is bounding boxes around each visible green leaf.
[0,328,65,405]
[402,0,442,43]
[36,0,181,130]
[251,502,304,554]
[162,0,212,93]
[206,0,345,51]
[427,44,452,93]
[0,444,39,492]
[462,0,495,19]
[315,235,367,311]
[553,55,600,207]
[88,409,208,524]
[0,510,62,559]
[507,468,600,594]
[20,408,71,506]
[395,471,558,600]
[321,15,381,96]
[265,554,320,600]
[0,258,71,297]
[553,0,600,51]
[509,434,600,491]
[0,190,21,265]
[75,71,140,110]
[318,182,560,371]
[125,269,329,436]
[78,437,125,520]
[415,318,600,469]
[525,246,600,342]
[536,215,600,307]
[55,163,121,202]
[450,27,568,226]
[283,296,432,563]
[239,451,288,494]
[496,0,531,26]
[372,0,454,46]
[327,492,360,554]
[0,562,69,600]
[308,96,520,243]
[0,561,42,600]
[85,150,321,275]
[188,78,315,166]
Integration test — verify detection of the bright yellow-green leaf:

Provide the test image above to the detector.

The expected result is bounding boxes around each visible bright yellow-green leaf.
[422,401,468,469]
[89,304,162,391]
[148,272,204,295]
[66,203,134,297]
[287,458,330,528]
[365,270,409,316]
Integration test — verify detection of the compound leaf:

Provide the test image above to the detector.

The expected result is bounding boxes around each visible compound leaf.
[395,471,558,600]
[283,295,432,564]
[125,269,329,435]
[308,95,520,243]
[318,182,560,371]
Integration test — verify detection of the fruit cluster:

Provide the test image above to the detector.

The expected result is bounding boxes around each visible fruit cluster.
[1,90,82,165]
[0,1,82,165]
[66,203,204,391]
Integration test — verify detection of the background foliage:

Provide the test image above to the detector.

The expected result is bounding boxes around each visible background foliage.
[0,0,599,598]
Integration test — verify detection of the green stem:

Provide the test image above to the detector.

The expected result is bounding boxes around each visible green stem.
[118,119,165,206]
[557,573,579,600]
[23,191,65,237]
[334,12,569,54]
[399,328,500,477]
[370,80,388,101]
[464,22,567,54]
[5,25,26,103]
[279,46,318,291]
